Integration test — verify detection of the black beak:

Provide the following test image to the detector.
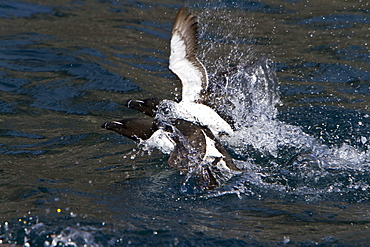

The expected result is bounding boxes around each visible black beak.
[101,121,123,131]
[101,122,109,129]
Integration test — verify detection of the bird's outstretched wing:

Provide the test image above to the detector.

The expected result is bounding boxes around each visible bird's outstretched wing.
[169,7,208,103]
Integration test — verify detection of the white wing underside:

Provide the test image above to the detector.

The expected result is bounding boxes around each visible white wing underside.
[169,34,207,103]
[165,7,233,137]
[169,7,208,103]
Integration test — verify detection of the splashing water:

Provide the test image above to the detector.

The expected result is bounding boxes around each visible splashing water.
[221,58,315,155]
[205,57,370,201]
[49,227,100,247]
[180,5,370,201]
[221,58,370,166]
[133,5,370,201]
[139,54,370,200]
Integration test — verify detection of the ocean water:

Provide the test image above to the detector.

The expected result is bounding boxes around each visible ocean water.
[0,0,369,246]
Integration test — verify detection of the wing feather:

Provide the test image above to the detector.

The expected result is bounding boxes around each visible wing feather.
[169,7,208,103]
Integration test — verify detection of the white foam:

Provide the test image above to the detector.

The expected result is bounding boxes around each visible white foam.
[140,128,175,155]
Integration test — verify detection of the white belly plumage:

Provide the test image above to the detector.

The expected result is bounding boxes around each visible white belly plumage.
[158,100,233,137]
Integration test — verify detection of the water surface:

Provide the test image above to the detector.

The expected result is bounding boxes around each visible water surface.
[0,0,369,246]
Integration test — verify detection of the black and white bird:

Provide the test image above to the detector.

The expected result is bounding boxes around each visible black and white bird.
[124,7,256,134]
[101,117,240,190]
[156,7,233,137]
[101,7,241,190]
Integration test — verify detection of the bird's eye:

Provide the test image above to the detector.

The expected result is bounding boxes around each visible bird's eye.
[163,107,170,115]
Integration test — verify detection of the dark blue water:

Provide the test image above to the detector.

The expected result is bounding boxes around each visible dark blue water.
[0,0,369,246]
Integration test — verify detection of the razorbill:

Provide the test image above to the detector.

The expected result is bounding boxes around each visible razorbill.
[100,7,242,190]
[101,117,240,190]
[125,98,161,117]
[126,59,260,131]
[124,8,260,133]
[157,7,233,136]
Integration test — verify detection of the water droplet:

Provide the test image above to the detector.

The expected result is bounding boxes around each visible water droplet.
[361,136,367,144]
[283,236,290,244]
